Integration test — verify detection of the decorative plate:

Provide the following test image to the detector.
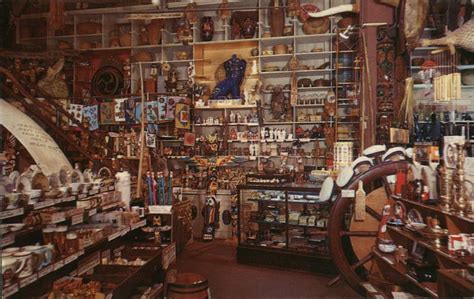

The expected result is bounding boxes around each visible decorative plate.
[9,171,20,190]
[32,172,49,191]
[336,166,354,188]
[407,208,423,224]
[319,177,335,202]
[98,167,112,179]
[83,169,93,183]
[71,168,84,183]
[49,173,60,189]
[59,166,71,186]
[17,174,32,193]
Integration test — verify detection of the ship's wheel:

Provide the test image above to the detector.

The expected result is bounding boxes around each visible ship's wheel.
[326,145,409,295]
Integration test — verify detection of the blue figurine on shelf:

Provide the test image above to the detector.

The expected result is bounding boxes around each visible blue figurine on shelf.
[211,54,246,99]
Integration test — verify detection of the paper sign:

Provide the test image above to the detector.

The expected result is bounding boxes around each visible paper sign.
[341,190,355,198]
[148,205,173,214]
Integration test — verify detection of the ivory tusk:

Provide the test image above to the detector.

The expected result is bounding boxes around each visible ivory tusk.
[307,3,359,18]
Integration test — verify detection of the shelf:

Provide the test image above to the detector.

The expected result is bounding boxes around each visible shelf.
[260,69,334,76]
[1,219,147,298]
[247,198,324,205]
[263,121,293,125]
[228,123,259,126]
[194,123,223,127]
[392,195,474,225]
[387,226,473,268]
[457,65,474,71]
[194,38,259,45]
[373,248,439,298]
[194,105,256,110]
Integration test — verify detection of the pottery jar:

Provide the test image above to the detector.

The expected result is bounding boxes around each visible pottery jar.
[2,256,25,286]
[23,245,53,271]
[12,251,39,278]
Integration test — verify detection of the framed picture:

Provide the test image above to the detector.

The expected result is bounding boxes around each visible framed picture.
[411,241,426,260]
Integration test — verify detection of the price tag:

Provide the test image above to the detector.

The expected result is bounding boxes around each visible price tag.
[148,205,173,214]
[88,208,97,217]
[51,212,66,224]
[2,283,18,297]
[53,260,64,271]
[108,186,115,191]
[64,253,78,264]
[131,220,146,230]
[38,264,53,278]
[107,231,121,241]
[100,187,108,193]
[71,214,83,225]
[19,274,37,288]
[341,189,355,198]
[63,196,75,202]
[0,208,24,220]
[120,227,130,236]
[78,194,87,200]
[1,234,15,248]
[34,200,55,210]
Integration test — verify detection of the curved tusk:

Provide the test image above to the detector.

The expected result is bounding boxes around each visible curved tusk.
[307,4,359,18]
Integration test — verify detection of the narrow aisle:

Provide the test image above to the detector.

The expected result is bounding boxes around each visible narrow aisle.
[177,240,360,299]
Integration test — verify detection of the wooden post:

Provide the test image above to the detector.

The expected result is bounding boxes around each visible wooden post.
[136,62,146,199]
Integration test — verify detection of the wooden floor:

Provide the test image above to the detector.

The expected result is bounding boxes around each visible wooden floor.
[177,239,360,299]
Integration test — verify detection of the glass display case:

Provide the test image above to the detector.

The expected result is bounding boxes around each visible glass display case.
[237,183,335,274]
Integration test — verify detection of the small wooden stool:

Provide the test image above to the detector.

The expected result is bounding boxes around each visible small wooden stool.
[167,272,210,299]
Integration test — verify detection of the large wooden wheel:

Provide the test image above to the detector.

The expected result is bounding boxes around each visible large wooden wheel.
[327,148,409,295]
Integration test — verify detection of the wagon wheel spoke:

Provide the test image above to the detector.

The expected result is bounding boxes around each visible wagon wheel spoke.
[341,231,378,237]
[350,251,375,269]
[366,206,382,222]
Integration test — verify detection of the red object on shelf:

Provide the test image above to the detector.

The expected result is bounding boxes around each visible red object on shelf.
[394,169,406,196]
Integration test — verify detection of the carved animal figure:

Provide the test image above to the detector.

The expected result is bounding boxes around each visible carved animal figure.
[422,20,474,55]
[211,55,246,99]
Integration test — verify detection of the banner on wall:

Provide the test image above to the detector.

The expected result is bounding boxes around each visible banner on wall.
[0,99,72,175]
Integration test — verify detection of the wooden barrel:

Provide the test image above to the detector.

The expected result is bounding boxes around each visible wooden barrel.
[167,273,209,299]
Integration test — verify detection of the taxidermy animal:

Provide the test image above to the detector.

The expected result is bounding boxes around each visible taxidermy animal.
[38,58,68,98]
[421,20,474,55]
